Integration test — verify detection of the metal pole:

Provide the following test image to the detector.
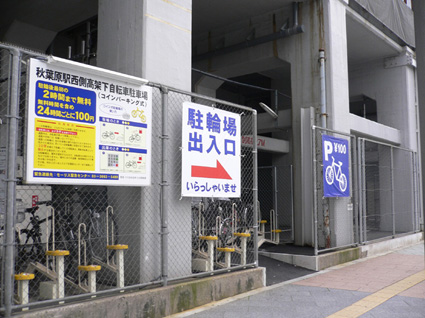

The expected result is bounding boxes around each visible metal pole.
[290,165,295,242]
[352,137,359,245]
[357,138,363,244]
[412,153,417,232]
[252,110,259,266]
[273,166,278,232]
[160,86,169,286]
[312,127,318,255]
[4,48,21,317]
[274,90,279,118]
[391,147,395,237]
[319,49,327,129]
[362,140,367,242]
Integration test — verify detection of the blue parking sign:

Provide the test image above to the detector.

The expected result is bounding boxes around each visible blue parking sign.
[322,135,350,197]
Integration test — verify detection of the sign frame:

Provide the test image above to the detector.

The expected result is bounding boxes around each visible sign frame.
[181,102,241,198]
[25,57,152,187]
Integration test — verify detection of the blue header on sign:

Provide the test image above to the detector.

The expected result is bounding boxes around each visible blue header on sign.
[35,80,96,124]
[322,135,350,197]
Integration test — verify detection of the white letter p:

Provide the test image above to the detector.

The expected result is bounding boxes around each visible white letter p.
[324,140,333,161]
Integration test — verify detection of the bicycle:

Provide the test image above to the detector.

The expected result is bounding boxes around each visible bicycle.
[15,201,53,272]
[325,156,348,192]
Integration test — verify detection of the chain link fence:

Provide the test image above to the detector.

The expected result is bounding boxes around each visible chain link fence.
[0,44,258,315]
[312,126,358,254]
[258,166,294,243]
[313,126,421,255]
[358,138,421,243]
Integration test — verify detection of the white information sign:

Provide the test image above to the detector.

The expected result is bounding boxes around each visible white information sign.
[25,58,152,186]
[181,102,241,197]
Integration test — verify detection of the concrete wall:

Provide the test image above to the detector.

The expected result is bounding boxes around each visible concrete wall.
[15,268,266,318]
[348,53,417,150]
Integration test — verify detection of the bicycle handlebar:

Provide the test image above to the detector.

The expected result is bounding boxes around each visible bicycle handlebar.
[35,200,52,206]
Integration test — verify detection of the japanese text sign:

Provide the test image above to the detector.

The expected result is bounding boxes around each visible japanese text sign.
[181,102,241,198]
[25,58,152,186]
[322,135,350,197]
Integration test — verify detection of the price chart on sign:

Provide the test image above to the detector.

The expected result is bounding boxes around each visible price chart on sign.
[181,102,241,198]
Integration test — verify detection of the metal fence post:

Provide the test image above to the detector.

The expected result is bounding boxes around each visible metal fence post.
[361,139,367,243]
[357,138,363,244]
[391,147,395,237]
[252,111,258,266]
[273,166,278,228]
[160,86,169,286]
[352,136,359,245]
[412,153,417,232]
[290,165,295,242]
[312,127,318,256]
[4,48,21,317]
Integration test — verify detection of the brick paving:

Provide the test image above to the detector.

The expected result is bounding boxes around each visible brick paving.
[169,242,425,318]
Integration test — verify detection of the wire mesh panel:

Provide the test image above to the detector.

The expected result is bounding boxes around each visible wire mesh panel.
[312,127,358,254]
[0,44,257,313]
[258,166,293,243]
[359,139,420,242]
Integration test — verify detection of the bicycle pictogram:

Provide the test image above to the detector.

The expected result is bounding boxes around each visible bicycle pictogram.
[125,161,138,169]
[129,133,141,143]
[325,156,347,192]
[102,131,115,140]
[131,107,146,123]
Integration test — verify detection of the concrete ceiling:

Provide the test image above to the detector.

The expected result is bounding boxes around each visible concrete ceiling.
[0,0,98,34]
[0,0,402,68]
[346,14,400,67]
[192,0,298,35]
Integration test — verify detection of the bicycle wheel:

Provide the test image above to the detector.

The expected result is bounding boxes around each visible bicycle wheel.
[339,174,348,192]
[325,166,334,185]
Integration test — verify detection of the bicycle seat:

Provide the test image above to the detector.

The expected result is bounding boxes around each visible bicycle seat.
[338,161,343,165]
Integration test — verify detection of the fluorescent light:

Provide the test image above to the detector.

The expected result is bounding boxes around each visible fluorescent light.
[259,102,278,119]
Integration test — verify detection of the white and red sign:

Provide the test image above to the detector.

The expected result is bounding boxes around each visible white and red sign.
[181,102,241,198]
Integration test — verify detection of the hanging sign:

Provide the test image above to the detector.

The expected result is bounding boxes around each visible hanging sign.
[25,57,152,186]
[181,102,241,197]
[322,134,350,197]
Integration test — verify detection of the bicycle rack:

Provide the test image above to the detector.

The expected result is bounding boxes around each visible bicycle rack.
[192,202,214,272]
[14,273,35,306]
[198,235,217,272]
[214,203,237,269]
[233,232,251,265]
[106,204,128,288]
[257,209,281,248]
[78,223,101,294]
[29,206,70,300]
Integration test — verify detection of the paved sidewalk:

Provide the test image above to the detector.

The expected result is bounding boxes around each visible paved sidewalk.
[169,242,425,318]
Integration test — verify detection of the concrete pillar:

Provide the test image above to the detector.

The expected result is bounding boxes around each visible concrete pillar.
[97,0,192,282]
[322,0,353,247]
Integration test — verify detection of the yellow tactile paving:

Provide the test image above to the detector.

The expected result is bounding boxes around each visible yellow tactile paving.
[327,269,425,318]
